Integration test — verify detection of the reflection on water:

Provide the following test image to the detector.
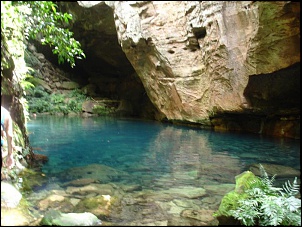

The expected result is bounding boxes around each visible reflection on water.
[25,115,300,225]
[27,115,300,178]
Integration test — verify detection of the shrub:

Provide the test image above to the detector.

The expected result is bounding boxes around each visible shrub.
[92,105,113,116]
[26,88,88,114]
[214,164,301,226]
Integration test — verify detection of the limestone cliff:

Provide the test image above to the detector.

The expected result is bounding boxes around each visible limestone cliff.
[56,1,300,138]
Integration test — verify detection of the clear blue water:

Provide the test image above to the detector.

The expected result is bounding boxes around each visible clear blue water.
[25,115,300,225]
[27,115,300,184]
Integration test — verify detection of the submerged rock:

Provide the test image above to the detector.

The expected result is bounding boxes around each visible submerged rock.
[40,209,102,226]
[57,163,130,183]
[249,163,300,178]
[181,209,219,225]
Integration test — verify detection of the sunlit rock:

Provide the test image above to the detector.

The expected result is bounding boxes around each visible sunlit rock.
[59,1,299,137]
[1,182,22,208]
[40,209,102,226]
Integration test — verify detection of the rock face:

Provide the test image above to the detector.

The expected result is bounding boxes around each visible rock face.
[56,1,300,138]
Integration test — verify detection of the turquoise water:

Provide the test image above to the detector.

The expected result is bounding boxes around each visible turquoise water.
[27,115,300,184]
[25,115,300,225]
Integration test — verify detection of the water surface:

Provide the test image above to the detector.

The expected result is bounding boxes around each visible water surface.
[25,115,300,225]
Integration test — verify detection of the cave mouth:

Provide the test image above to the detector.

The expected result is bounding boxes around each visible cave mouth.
[243,62,300,112]
[28,38,158,120]
[23,1,160,120]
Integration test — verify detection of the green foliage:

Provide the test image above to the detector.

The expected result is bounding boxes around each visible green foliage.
[1,1,86,125]
[10,1,85,68]
[20,77,35,92]
[1,1,29,99]
[217,164,301,226]
[50,93,64,104]
[18,168,47,193]
[26,86,87,115]
[282,178,300,197]
[92,105,114,116]
[67,88,87,100]
[67,99,77,111]
[20,68,36,93]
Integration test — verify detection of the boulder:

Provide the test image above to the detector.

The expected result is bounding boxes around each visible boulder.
[1,182,22,208]
[40,210,102,226]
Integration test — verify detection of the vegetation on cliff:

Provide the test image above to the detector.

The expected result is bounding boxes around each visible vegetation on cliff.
[10,1,85,68]
[1,0,86,186]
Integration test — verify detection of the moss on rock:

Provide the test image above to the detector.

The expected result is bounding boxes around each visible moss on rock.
[214,171,258,220]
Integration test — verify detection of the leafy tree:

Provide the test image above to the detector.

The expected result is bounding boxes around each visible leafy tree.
[9,1,86,68]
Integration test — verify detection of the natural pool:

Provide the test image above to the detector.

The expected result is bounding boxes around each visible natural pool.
[25,115,300,225]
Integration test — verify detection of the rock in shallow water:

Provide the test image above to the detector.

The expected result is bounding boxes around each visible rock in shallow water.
[40,209,102,226]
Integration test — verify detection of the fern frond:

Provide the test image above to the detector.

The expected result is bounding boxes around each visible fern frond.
[281,211,302,226]
[218,165,301,226]
[269,174,277,185]
[284,196,301,212]
[245,178,261,190]
[282,177,300,197]
[259,163,269,179]
[258,164,277,187]
[259,164,266,176]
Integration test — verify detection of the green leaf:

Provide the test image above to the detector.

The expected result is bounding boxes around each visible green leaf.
[6,1,85,68]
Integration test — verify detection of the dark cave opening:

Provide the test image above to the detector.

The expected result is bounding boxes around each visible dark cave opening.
[243,62,300,112]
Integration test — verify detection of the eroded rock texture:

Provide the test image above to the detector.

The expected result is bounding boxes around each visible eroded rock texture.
[57,1,299,138]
